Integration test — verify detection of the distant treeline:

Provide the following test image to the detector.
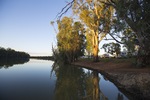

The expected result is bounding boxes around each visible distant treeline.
[0,47,30,67]
[0,47,30,59]
[30,56,54,60]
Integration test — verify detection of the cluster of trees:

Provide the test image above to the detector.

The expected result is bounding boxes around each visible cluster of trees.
[52,17,85,64]
[53,0,150,67]
[0,47,30,60]
[0,47,30,67]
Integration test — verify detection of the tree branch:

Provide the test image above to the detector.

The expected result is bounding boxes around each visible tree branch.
[108,33,124,44]
[56,0,75,20]
[98,0,116,7]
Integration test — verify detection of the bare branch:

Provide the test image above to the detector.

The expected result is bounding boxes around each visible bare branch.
[103,38,114,40]
[108,33,124,44]
[50,21,58,34]
[56,0,75,20]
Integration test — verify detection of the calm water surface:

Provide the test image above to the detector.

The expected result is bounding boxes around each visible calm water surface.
[0,59,129,100]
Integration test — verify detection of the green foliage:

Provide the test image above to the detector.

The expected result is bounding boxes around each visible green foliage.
[121,28,137,56]
[56,17,85,63]
[85,29,93,57]
[102,42,121,57]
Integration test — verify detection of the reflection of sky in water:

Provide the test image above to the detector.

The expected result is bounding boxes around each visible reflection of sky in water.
[0,59,56,100]
[100,74,128,100]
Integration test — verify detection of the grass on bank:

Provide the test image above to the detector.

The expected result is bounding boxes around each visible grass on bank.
[78,57,136,64]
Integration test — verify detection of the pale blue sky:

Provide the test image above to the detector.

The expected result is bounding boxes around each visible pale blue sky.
[0,0,72,56]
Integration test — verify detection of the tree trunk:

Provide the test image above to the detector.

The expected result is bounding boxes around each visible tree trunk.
[92,30,99,62]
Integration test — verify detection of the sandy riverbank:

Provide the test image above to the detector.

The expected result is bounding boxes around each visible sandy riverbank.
[72,58,150,99]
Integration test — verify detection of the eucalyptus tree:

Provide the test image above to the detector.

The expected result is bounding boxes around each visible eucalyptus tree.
[85,29,93,58]
[72,21,86,60]
[57,17,85,63]
[104,0,150,66]
[102,42,121,57]
[72,0,114,62]
[57,17,73,63]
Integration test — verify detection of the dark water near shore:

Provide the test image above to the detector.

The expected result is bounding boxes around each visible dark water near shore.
[0,59,130,100]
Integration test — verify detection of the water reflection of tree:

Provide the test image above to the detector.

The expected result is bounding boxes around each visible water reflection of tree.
[51,63,85,100]
[117,93,124,100]
[51,63,108,100]
[0,58,29,69]
[84,71,108,100]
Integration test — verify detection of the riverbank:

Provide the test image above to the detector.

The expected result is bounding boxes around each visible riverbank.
[72,58,150,99]
[30,56,54,61]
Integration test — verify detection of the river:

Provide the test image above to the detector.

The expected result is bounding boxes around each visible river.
[0,59,130,100]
